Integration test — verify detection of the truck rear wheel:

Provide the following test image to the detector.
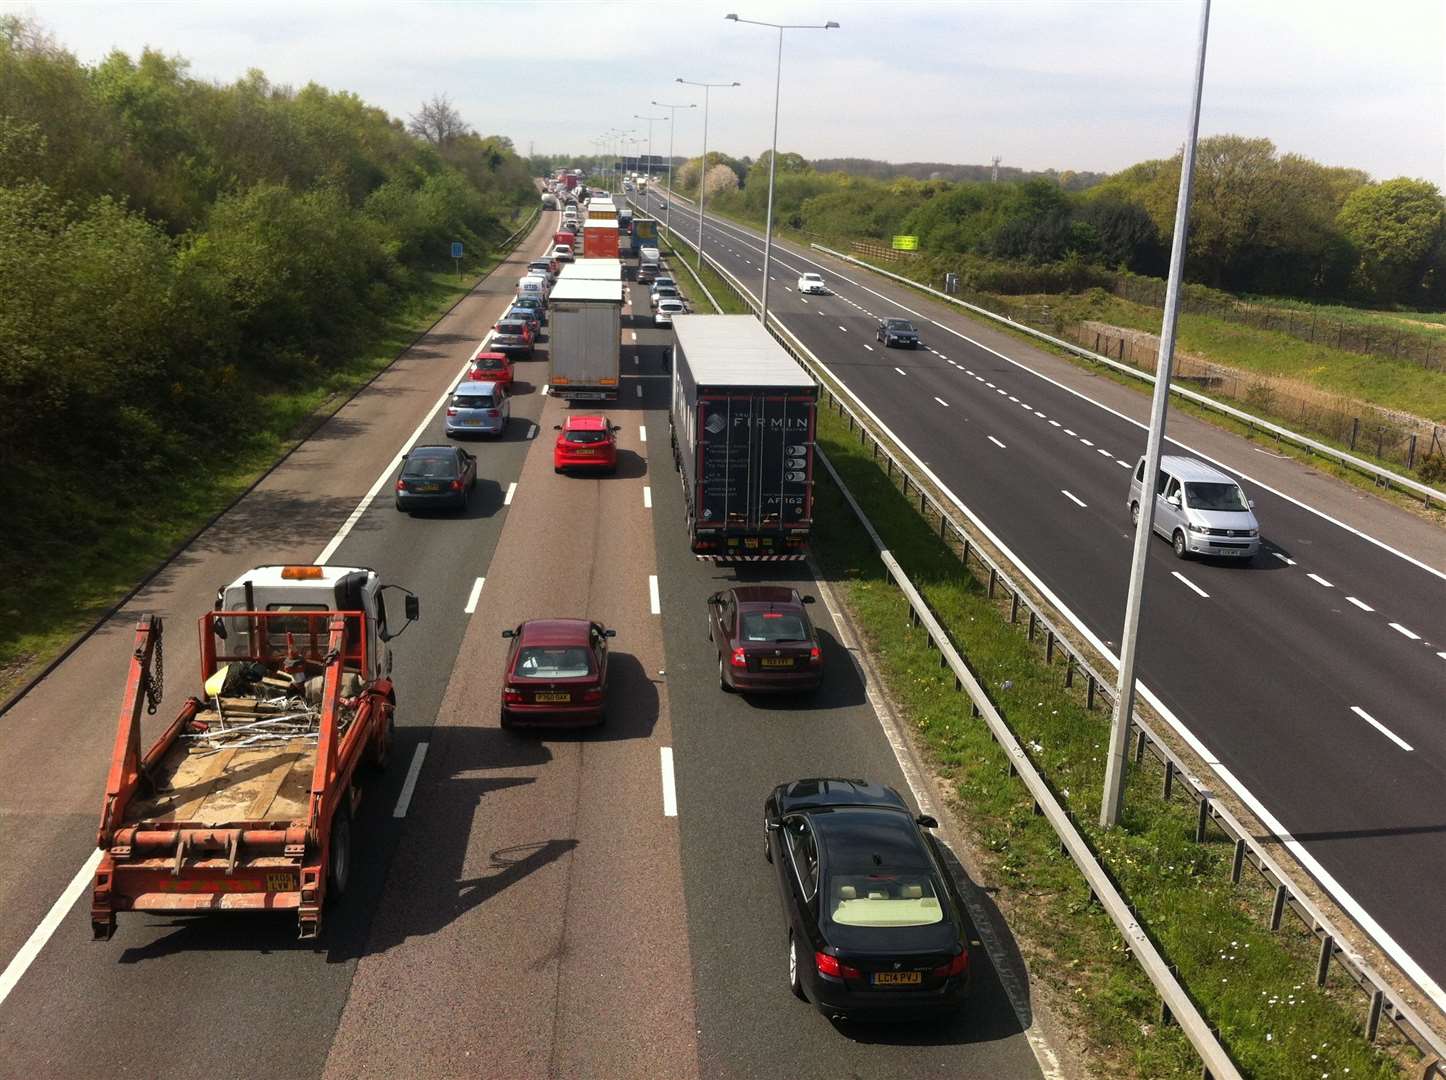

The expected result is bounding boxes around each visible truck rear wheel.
[368,701,395,772]
[327,804,352,901]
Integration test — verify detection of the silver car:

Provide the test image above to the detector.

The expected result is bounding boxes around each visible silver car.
[1128,454,1260,560]
[445,381,510,437]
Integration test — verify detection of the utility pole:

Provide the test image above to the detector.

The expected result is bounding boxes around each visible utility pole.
[652,100,695,235]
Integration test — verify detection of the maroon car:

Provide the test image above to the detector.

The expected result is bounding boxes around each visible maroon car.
[707,586,823,694]
[500,619,614,729]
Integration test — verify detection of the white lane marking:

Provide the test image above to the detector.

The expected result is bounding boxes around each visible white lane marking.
[934,397,950,408]
[1117,458,1131,467]
[1389,622,1421,641]
[1437,651,1446,661]
[938,354,948,360]
[643,485,652,509]
[630,331,638,341]
[1048,419,1061,427]
[974,375,985,382]
[1306,572,1333,588]
[1097,448,1114,457]
[1061,490,1087,508]
[1351,706,1413,752]
[1064,428,1079,437]
[1272,552,1296,565]
[660,747,678,816]
[635,355,640,365]
[639,425,647,443]
[464,577,486,614]
[1079,438,1094,447]
[636,385,643,398]
[1171,571,1210,598]
[800,297,809,304]
[1034,410,1046,417]
[985,381,996,388]
[504,482,517,506]
[838,325,848,332]
[526,423,537,439]
[965,369,975,375]
[785,286,793,292]
[394,742,430,817]
[894,366,907,376]
[995,388,1008,396]
[987,435,1007,449]
[1008,395,1018,402]
[0,849,103,1008]
[1019,401,1031,409]
[649,574,661,615]
[863,344,874,352]
[1345,596,1374,612]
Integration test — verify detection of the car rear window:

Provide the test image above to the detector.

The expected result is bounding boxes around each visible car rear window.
[740,612,808,642]
[498,322,527,334]
[515,646,592,679]
[453,392,495,409]
[474,356,507,371]
[1185,482,1249,512]
[403,455,457,478]
[826,874,945,927]
[565,429,609,444]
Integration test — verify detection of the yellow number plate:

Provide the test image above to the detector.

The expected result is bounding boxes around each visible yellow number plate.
[759,658,793,668]
[534,692,570,703]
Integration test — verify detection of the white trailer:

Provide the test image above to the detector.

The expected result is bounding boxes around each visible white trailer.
[549,276,623,401]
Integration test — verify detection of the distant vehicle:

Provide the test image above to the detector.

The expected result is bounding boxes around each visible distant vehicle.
[541,193,559,210]
[798,273,828,295]
[651,285,680,309]
[876,318,920,348]
[553,413,619,473]
[763,779,972,1021]
[491,318,535,357]
[528,258,559,283]
[707,586,822,694]
[649,276,677,300]
[631,217,659,257]
[517,274,550,309]
[637,249,661,284]
[504,304,539,336]
[654,296,687,326]
[446,381,509,437]
[395,445,477,512]
[549,273,624,400]
[511,294,545,324]
[467,350,514,389]
[554,229,577,248]
[499,619,615,730]
[552,243,575,263]
[1128,455,1261,561]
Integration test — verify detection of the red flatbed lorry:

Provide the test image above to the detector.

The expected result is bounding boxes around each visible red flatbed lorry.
[91,565,418,940]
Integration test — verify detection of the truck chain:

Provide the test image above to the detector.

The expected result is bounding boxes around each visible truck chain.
[144,620,164,715]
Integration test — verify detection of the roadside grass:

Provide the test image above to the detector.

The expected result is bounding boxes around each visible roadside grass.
[0,240,526,707]
[809,403,1411,1080]
[659,227,752,315]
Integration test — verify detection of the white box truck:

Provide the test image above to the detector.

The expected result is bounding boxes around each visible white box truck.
[549,274,623,401]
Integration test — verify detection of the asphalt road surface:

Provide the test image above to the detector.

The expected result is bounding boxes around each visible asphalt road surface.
[0,213,1050,1080]
[638,188,1446,1012]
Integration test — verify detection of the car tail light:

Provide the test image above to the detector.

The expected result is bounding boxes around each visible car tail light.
[486,409,499,418]
[446,407,458,416]
[503,688,523,705]
[449,479,463,491]
[730,647,747,668]
[581,688,604,703]
[808,646,822,665]
[932,952,969,978]
[395,479,407,492]
[815,952,861,980]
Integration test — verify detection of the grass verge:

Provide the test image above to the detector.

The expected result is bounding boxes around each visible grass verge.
[659,226,752,315]
[0,231,531,707]
[808,402,1414,1079]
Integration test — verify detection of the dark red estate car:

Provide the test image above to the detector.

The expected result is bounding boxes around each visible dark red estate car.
[553,414,619,473]
[499,618,615,729]
[468,351,513,388]
[707,586,823,694]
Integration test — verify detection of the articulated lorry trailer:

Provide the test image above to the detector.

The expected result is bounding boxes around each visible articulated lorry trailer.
[91,564,418,940]
[549,266,623,401]
[669,315,817,561]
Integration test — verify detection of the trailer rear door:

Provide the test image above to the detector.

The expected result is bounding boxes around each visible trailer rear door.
[696,393,813,531]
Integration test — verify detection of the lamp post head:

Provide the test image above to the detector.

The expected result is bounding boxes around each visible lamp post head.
[676,77,684,84]
[725,12,738,19]
[825,20,839,28]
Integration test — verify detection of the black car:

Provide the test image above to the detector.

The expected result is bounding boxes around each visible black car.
[764,779,971,1021]
[395,445,477,513]
[876,318,920,348]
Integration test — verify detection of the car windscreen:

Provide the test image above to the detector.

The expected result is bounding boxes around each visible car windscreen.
[565,429,609,444]
[402,454,457,478]
[654,279,675,288]
[1185,482,1249,512]
[885,319,914,330]
[515,646,592,679]
[453,392,495,409]
[739,612,808,642]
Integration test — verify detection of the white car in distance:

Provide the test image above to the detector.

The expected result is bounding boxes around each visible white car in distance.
[552,244,574,262]
[798,272,828,295]
[655,297,687,326]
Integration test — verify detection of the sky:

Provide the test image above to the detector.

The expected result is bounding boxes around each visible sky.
[7,0,1445,184]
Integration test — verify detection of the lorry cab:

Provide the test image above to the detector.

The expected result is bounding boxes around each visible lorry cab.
[214,565,419,684]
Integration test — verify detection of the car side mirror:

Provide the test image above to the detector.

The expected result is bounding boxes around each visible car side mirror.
[916,814,938,829]
[553,424,562,431]
[801,595,815,604]
[604,628,616,638]
[501,629,516,639]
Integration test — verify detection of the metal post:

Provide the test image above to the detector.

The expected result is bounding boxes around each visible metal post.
[696,85,709,268]
[1102,0,1211,830]
[760,25,783,322]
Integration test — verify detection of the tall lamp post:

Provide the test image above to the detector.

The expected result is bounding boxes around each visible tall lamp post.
[651,100,695,234]
[635,113,666,184]
[676,77,739,270]
[1101,0,1213,829]
[725,13,838,324]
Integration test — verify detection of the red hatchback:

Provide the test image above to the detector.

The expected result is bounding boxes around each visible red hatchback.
[708,586,823,694]
[500,619,615,729]
[468,351,513,388]
[554,414,619,473]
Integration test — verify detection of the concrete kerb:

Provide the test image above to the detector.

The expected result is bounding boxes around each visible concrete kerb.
[0,207,547,720]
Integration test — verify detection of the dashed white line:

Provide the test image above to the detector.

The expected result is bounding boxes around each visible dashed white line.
[393,742,430,817]
[636,385,643,398]
[1437,651,1446,661]
[1272,552,1296,565]
[985,381,996,388]
[1079,438,1094,447]
[464,577,486,614]
[934,396,950,408]
[974,375,986,382]
[504,482,517,506]
[1351,706,1413,752]
[660,747,678,816]
[1008,395,1018,402]
[987,435,1007,449]
[1048,420,1061,427]
[965,369,975,375]
[863,343,874,352]
[785,286,793,292]
[1306,572,1333,588]
[1061,490,1087,508]
[630,331,638,341]
[526,423,537,439]
[1345,596,1374,612]
[1117,459,1131,467]
[1171,571,1210,598]
[838,325,848,332]
[995,388,1007,396]
[894,366,907,376]
[639,425,647,442]
[1034,410,1046,417]
[1097,448,1113,457]
[1389,622,1421,641]
[649,574,661,615]
[643,485,652,509]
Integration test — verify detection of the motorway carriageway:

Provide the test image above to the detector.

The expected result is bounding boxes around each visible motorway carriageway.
[0,212,1053,1080]
[640,190,1446,1011]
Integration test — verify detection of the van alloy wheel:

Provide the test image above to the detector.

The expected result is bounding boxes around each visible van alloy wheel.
[1172,530,1189,559]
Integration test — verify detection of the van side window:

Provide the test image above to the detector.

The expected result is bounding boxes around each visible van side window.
[1135,460,1146,482]
[1164,477,1181,502]
[1156,470,1171,496]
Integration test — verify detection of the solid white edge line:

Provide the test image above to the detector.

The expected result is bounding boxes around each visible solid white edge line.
[463,576,485,614]
[934,397,949,408]
[0,849,103,1008]
[643,486,652,509]
[1061,490,1086,508]
[863,343,874,351]
[660,746,678,816]
[648,574,661,615]
[1306,572,1334,588]
[1351,706,1414,752]
[393,741,430,817]
[1388,622,1421,641]
[988,436,1007,449]
[1345,596,1374,612]
[1171,570,1210,598]
[639,425,647,443]
[504,482,517,506]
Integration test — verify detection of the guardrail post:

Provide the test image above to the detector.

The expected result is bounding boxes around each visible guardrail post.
[1134,729,1147,765]
[987,568,997,598]
[1064,654,1075,687]
[1230,838,1246,884]
[1009,592,1019,623]
[962,537,971,566]
[1270,884,1288,930]
[885,457,893,480]
[1317,934,1334,987]
[1027,611,1037,641]
[1086,674,1096,710]
[1195,797,1210,842]
[1162,759,1174,800]
[902,474,910,497]
[1045,630,1055,664]
[1367,989,1385,1042]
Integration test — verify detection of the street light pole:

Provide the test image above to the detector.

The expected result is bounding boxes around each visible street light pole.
[636,114,665,184]
[677,77,739,271]
[652,100,695,235]
[1101,0,1213,830]
[725,14,838,324]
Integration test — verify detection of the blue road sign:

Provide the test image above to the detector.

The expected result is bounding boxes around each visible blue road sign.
[450,241,463,259]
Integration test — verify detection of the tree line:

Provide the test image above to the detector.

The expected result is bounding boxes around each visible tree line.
[0,16,534,575]
[670,140,1445,310]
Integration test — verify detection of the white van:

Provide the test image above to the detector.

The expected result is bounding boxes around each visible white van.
[1127,455,1261,560]
[517,273,550,307]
